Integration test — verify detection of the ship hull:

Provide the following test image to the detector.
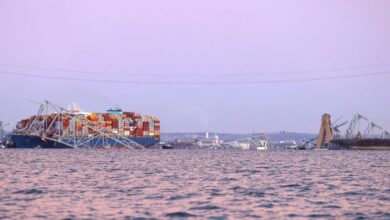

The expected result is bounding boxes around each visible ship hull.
[329,139,390,150]
[10,134,159,149]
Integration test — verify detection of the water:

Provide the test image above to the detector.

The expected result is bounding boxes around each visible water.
[1,149,390,219]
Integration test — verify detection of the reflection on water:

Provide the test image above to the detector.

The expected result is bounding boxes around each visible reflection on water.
[0,149,389,219]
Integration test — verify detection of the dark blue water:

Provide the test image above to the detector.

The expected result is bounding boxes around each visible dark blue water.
[1,149,389,219]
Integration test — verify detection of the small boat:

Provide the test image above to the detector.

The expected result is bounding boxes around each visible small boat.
[161,144,174,149]
[256,139,268,150]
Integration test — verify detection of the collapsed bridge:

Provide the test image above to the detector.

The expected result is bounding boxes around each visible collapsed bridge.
[316,113,390,149]
[8,101,161,149]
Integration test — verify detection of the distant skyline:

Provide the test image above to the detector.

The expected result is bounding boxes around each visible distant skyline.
[1,0,390,133]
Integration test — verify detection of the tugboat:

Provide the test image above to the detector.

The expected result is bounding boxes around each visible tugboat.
[161,144,174,149]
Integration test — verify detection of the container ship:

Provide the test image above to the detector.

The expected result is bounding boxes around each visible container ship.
[9,102,160,149]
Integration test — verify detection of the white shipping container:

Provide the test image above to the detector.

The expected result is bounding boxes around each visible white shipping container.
[55,121,62,130]
[70,119,76,132]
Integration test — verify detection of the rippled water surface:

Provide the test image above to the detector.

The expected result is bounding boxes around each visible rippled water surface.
[1,149,390,219]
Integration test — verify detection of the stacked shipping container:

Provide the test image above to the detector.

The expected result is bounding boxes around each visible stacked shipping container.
[15,110,160,140]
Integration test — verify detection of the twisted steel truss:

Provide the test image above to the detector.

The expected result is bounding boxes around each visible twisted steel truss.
[22,100,144,149]
[345,113,389,139]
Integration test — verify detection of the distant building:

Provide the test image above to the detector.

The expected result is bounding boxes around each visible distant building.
[196,132,223,148]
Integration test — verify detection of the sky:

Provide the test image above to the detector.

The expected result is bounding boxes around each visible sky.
[0,0,390,134]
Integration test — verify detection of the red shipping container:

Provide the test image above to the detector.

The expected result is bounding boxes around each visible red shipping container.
[123,112,134,118]
[112,119,119,128]
[137,127,143,136]
[143,122,149,130]
[62,119,70,128]
[20,120,27,129]
[103,114,111,121]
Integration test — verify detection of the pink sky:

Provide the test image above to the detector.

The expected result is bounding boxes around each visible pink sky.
[0,0,389,133]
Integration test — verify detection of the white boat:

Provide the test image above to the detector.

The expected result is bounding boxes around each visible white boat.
[256,139,268,150]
